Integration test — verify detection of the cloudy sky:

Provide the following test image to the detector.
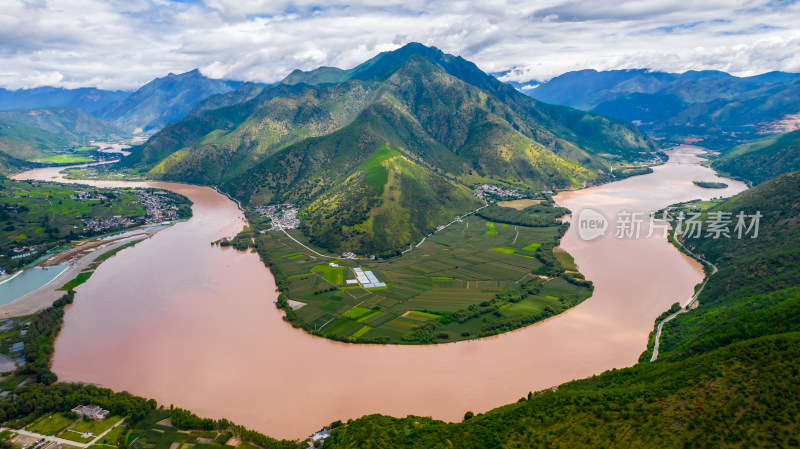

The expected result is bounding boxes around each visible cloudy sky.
[2,0,799,90]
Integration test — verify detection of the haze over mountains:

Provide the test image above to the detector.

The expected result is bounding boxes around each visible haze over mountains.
[98,69,243,134]
[0,69,242,139]
[119,43,656,255]
[526,69,800,149]
[0,86,128,115]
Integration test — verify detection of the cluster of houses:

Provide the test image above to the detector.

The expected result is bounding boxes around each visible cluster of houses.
[82,191,181,232]
[82,216,139,233]
[138,191,182,222]
[474,184,526,199]
[255,203,301,230]
[9,245,42,260]
[70,191,110,201]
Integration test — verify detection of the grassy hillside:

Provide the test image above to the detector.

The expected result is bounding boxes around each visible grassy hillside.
[712,129,800,184]
[651,172,800,361]
[121,43,657,254]
[0,120,71,160]
[0,108,126,168]
[321,171,800,447]
[0,107,124,142]
[0,150,29,176]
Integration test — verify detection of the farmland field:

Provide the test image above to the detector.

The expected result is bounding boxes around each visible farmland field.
[497,198,544,209]
[253,209,593,344]
[30,155,94,164]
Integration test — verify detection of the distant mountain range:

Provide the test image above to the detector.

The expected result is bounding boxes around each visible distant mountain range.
[0,70,243,172]
[98,69,243,134]
[118,43,656,254]
[0,86,128,115]
[525,69,800,149]
[0,70,243,137]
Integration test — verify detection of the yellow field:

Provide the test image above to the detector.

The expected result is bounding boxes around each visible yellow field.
[497,199,543,210]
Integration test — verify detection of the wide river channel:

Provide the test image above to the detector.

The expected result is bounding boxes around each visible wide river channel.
[13,145,746,439]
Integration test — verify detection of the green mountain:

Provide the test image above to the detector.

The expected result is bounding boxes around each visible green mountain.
[0,120,71,160]
[0,107,124,142]
[712,129,800,184]
[0,146,29,175]
[655,172,800,358]
[323,171,800,448]
[99,69,242,134]
[122,43,656,254]
[527,69,800,149]
[0,107,124,169]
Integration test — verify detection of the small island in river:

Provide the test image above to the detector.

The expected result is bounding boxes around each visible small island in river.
[692,180,729,189]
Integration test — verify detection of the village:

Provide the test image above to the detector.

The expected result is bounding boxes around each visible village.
[80,191,182,233]
[473,183,526,199]
[254,203,301,230]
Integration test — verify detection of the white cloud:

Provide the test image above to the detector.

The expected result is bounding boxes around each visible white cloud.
[0,0,799,90]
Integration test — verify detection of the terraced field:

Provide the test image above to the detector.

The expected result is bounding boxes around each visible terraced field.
[257,213,592,344]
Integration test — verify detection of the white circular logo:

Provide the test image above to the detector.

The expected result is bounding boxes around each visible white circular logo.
[577,208,608,241]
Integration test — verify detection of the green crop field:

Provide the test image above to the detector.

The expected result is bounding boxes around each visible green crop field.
[311,264,347,285]
[73,146,100,153]
[254,212,592,344]
[30,155,94,164]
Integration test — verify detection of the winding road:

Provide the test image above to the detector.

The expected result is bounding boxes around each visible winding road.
[650,228,719,362]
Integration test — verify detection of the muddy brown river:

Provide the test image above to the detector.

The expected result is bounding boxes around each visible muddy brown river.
[13,146,746,439]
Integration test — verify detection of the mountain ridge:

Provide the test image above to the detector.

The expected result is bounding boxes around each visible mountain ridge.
[122,43,657,254]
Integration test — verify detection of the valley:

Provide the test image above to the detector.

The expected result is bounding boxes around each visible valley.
[0,16,797,446]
